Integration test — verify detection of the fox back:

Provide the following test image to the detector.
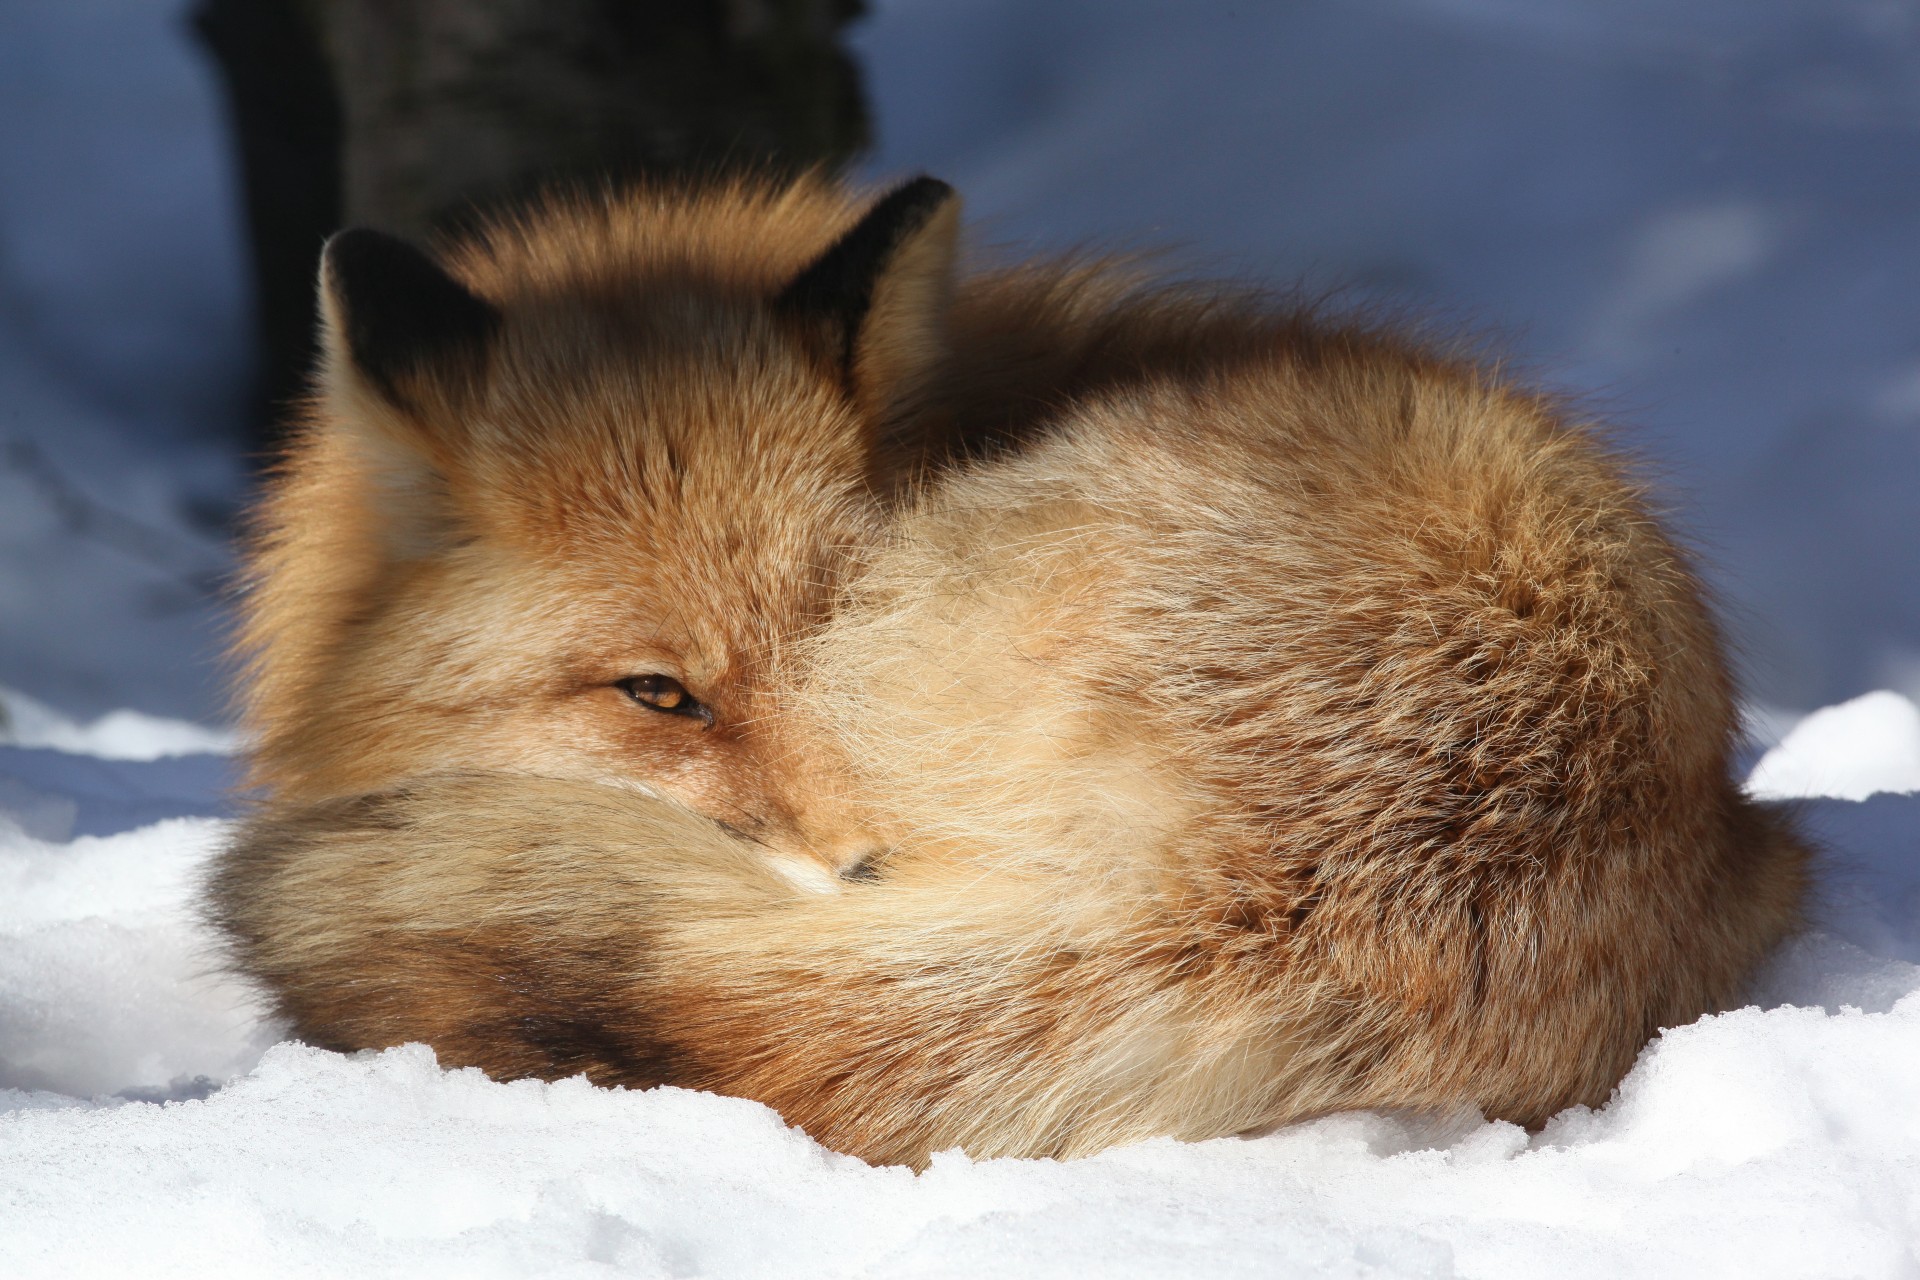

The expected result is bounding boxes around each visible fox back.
[784,359,1808,1146]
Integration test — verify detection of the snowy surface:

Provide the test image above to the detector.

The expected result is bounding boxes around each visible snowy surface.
[3,1009,1919,1280]
[0,1,245,724]
[0,815,265,1099]
[0,684,239,762]
[0,701,1917,1277]
[1748,689,1920,803]
[3,0,1920,1275]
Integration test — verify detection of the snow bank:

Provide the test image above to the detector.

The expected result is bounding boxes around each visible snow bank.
[1747,690,1920,803]
[0,685,238,761]
[0,815,270,1099]
[0,0,247,726]
[0,694,1916,1278]
[2,1005,1915,1278]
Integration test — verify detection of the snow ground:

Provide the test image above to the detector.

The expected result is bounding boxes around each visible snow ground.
[0,695,1917,1278]
[3,0,1919,1275]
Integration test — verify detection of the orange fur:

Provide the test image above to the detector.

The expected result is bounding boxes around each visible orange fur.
[237,173,1353,867]
[212,174,1809,1166]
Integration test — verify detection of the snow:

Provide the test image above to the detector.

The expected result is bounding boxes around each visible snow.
[2,0,1918,1274]
[0,0,246,725]
[1747,690,1920,803]
[0,815,267,1100]
[0,698,1915,1277]
[0,685,239,761]
[1,849,1919,1278]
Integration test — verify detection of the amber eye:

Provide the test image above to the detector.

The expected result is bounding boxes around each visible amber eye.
[616,674,711,725]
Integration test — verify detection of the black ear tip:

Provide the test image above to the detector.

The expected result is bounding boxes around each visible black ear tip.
[889,175,955,207]
[867,176,956,230]
[320,227,500,400]
[321,227,410,279]
[775,175,962,330]
[321,228,483,308]
[322,226,389,257]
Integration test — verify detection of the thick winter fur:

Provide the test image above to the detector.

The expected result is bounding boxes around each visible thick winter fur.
[215,174,1809,1167]
[237,172,1356,868]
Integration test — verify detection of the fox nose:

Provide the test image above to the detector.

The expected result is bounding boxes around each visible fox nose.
[831,842,888,883]
[753,814,890,886]
[803,823,888,882]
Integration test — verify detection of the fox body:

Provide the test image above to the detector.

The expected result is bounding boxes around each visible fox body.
[213,176,1809,1165]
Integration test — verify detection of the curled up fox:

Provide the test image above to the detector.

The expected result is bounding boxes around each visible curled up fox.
[208,174,1810,1166]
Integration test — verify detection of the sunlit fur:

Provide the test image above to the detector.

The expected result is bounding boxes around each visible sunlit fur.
[214,175,1810,1167]
[235,172,1372,868]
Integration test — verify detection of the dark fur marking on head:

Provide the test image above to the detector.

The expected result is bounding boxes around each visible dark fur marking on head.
[323,228,501,406]
[774,176,954,372]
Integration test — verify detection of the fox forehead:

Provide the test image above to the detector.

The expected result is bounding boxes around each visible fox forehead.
[429,425,874,692]
[408,296,867,534]
[341,290,879,696]
[454,386,874,594]
[462,284,859,462]
[380,528,829,707]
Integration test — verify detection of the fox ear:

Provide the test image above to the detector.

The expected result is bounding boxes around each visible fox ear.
[776,177,960,421]
[318,228,500,418]
[315,230,500,557]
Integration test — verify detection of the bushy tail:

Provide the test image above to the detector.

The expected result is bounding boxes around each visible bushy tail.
[210,774,1295,1165]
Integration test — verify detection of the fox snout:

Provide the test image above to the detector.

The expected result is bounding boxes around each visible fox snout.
[713,800,889,892]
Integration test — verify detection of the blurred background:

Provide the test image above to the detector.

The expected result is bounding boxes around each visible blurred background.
[1,0,1915,730]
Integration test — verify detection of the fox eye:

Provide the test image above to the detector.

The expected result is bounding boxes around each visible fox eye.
[617,675,711,725]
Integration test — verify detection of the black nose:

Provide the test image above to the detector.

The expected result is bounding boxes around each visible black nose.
[836,846,888,883]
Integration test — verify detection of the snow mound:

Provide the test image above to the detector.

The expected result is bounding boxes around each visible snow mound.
[2,1003,1917,1278]
[0,815,271,1098]
[0,685,238,761]
[1746,690,1920,802]
[0,690,1916,1276]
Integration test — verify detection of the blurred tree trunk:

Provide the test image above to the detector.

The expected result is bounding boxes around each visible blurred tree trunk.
[193,0,343,446]
[313,0,869,239]
[193,0,870,445]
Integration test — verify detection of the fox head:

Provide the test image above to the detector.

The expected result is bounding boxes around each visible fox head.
[239,177,962,883]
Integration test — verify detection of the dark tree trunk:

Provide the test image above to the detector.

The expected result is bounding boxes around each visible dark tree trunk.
[193,0,871,446]
[193,0,344,444]
[311,0,870,239]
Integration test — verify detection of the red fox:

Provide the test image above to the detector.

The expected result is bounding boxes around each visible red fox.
[211,174,1810,1166]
